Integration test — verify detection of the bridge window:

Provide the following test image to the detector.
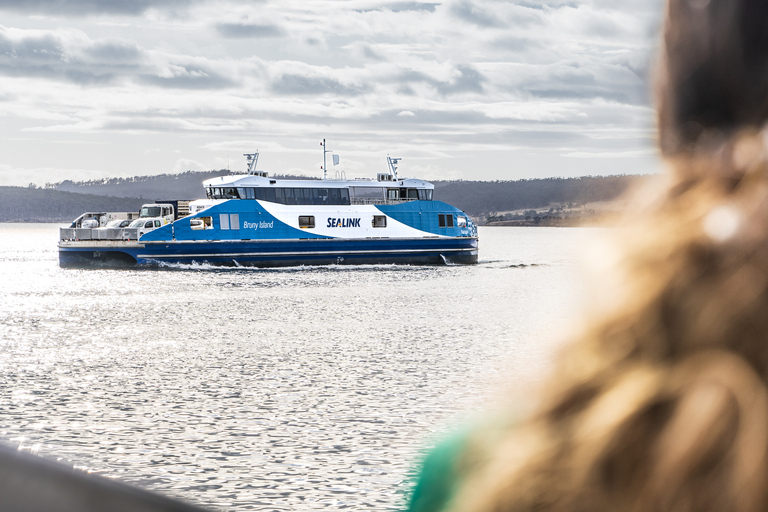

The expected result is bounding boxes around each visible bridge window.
[216,186,351,205]
[351,187,385,200]
[299,216,315,229]
[373,215,387,228]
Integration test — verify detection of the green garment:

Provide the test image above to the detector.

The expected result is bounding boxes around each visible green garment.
[407,430,470,512]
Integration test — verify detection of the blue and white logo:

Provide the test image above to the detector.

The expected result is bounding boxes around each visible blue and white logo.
[327,218,361,228]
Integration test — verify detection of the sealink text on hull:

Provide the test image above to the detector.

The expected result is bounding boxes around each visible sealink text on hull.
[58,144,479,268]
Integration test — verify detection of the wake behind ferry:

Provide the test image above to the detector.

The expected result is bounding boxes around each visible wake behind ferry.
[58,144,479,268]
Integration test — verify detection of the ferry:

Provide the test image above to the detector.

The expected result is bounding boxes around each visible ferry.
[58,143,479,268]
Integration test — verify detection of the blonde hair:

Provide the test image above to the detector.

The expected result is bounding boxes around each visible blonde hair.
[446,1,768,511]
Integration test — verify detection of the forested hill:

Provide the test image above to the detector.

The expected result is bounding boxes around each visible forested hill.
[53,170,319,199]
[434,175,648,218]
[54,170,231,199]
[3,172,651,223]
[0,187,144,223]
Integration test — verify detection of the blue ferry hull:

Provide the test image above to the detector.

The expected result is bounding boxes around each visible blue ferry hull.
[59,237,479,268]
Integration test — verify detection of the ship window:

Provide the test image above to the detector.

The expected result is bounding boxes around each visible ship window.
[220,214,230,230]
[373,215,387,228]
[206,188,213,199]
[447,214,454,227]
[284,188,295,205]
[340,188,350,205]
[439,214,446,228]
[246,188,255,199]
[264,188,276,203]
[230,214,239,229]
[388,189,398,200]
[275,188,285,203]
[457,216,467,227]
[351,187,385,199]
[407,189,418,199]
[223,188,238,199]
[237,188,246,199]
[329,188,339,204]
[299,215,315,229]
[319,188,329,205]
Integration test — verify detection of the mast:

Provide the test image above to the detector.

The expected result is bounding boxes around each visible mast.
[244,151,259,174]
[387,155,401,180]
[321,139,327,181]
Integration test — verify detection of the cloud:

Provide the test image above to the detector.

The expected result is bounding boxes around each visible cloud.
[0,27,237,89]
[392,65,486,96]
[84,40,144,63]
[0,28,119,84]
[563,148,656,158]
[450,0,505,27]
[437,65,485,95]
[0,0,199,16]
[0,0,666,183]
[214,22,284,39]
[360,2,440,13]
[140,61,235,89]
[271,74,368,96]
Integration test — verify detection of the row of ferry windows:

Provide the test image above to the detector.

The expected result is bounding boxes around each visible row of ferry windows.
[206,187,433,204]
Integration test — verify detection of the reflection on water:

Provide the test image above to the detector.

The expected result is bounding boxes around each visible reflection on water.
[0,225,593,510]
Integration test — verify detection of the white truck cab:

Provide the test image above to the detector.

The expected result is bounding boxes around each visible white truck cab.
[139,204,174,224]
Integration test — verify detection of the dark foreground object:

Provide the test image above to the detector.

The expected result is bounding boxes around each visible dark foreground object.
[0,443,208,512]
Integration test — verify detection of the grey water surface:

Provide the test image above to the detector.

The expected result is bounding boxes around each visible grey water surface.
[0,224,594,511]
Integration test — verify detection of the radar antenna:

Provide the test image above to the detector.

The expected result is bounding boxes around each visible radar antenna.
[244,151,259,174]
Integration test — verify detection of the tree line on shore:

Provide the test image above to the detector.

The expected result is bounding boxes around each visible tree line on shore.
[4,172,651,224]
[0,187,145,223]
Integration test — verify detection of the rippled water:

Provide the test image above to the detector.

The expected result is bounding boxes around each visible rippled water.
[0,224,594,510]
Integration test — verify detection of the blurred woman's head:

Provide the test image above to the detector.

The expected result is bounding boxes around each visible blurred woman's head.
[445,2,768,511]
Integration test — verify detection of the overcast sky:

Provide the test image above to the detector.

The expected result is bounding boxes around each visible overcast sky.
[0,0,666,187]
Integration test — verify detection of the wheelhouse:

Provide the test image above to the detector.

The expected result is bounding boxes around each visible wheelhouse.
[205,185,433,205]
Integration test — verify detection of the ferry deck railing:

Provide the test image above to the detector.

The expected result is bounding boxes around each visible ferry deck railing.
[350,198,417,206]
[60,227,140,242]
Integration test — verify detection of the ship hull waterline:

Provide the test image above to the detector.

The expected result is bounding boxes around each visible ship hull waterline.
[58,237,479,268]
